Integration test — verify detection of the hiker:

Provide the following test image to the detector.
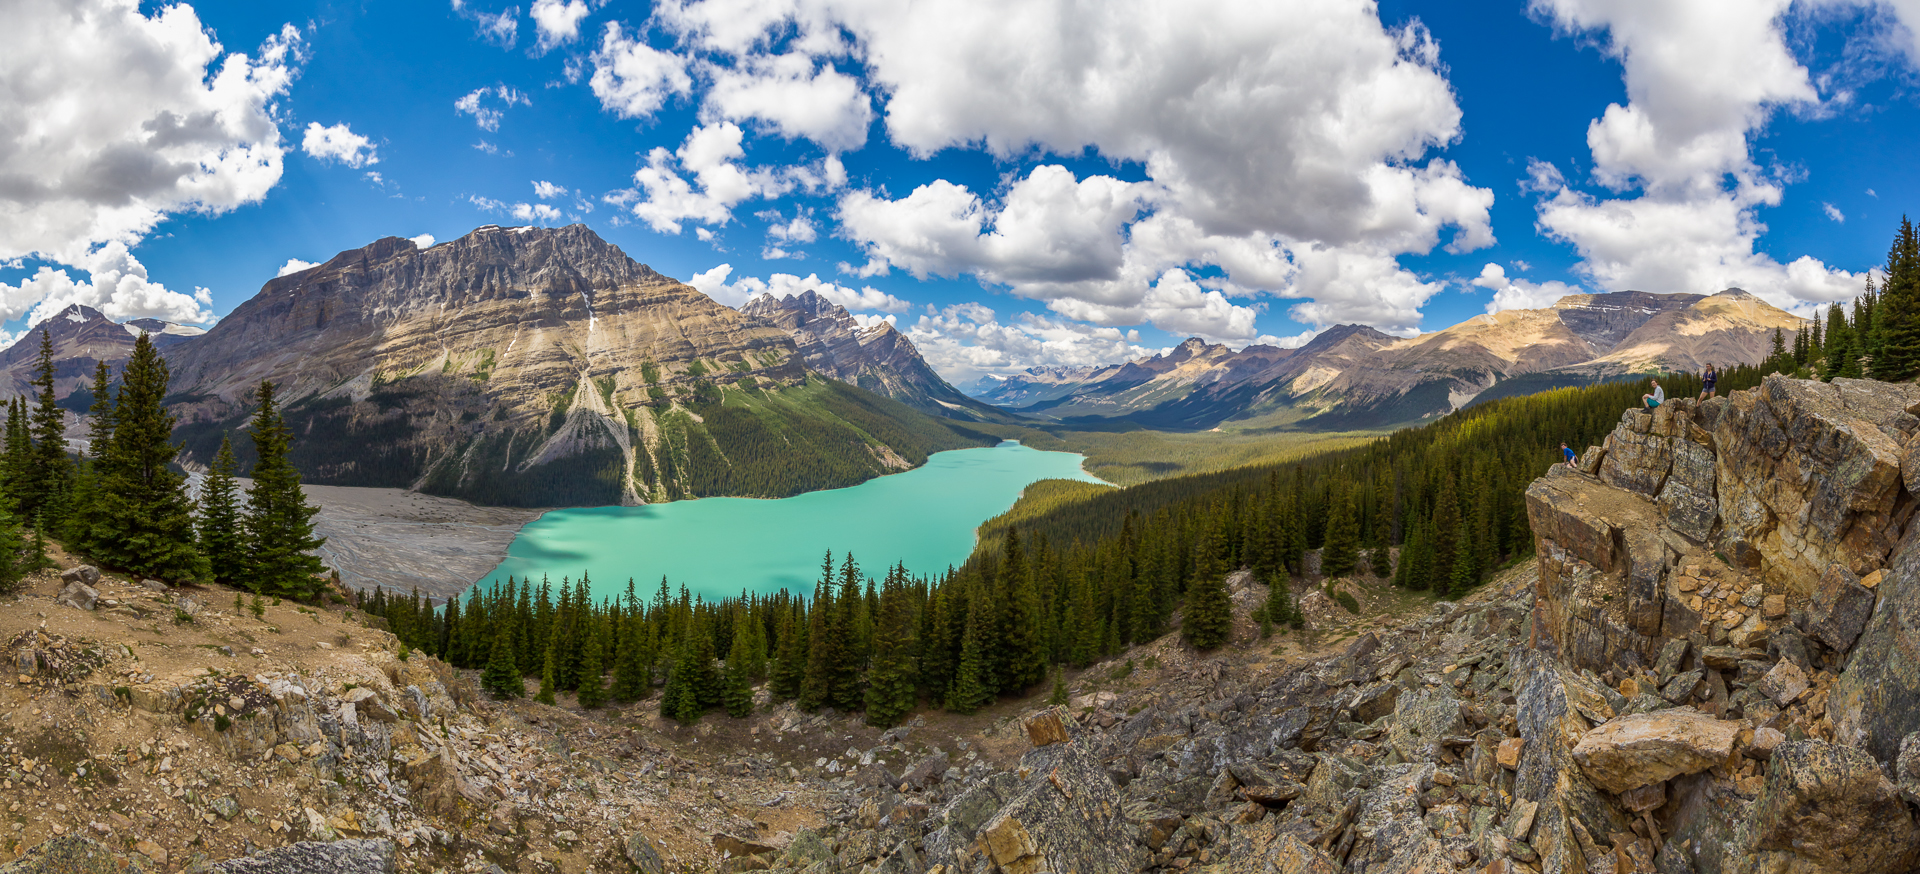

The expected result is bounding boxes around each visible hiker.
[1562,442,1577,468]
[1699,364,1717,400]
[1642,379,1664,410]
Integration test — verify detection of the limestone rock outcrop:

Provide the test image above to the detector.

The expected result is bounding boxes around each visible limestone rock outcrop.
[739,290,1007,422]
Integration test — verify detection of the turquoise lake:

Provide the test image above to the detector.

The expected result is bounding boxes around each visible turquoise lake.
[476,441,1104,602]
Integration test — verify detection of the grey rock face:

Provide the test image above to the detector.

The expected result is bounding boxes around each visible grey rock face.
[54,581,98,611]
[1749,741,1920,873]
[211,840,395,874]
[0,836,144,874]
[1804,564,1877,654]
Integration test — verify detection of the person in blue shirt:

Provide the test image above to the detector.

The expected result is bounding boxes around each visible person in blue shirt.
[1562,442,1577,467]
[1642,379,1665,410]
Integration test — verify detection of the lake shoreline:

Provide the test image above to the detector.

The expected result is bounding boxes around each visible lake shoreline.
[473,442,1100,603]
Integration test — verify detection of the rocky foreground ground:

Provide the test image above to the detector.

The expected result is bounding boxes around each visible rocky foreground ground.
[8,374,1920,874]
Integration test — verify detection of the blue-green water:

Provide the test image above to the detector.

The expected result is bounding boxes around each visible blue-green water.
[476,441,1104,602]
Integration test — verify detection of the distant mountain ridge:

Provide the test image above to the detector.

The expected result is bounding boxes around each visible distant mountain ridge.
[974,289,1803,429]
[738,290,1013,423]
[0,304,203,401]
[130,225,989,506]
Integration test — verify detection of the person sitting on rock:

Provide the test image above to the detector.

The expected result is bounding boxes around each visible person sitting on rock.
[1699,364,1717,400]
[1642,379,1664,410]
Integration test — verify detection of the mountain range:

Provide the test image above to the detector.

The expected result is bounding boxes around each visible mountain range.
[738,290,1012,423]
[0,304,203,404]
[1,226,993,507]
[972,289,1803,429]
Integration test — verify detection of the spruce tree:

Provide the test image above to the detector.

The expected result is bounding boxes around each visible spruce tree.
[1182,520,1232,649]
[946,594,992,714]
[611,616,650,703]
[659,632,703,722]
[244,381,327,598]
[722,615,755,718]
[1321,496,1359,578]
[63,361,113,554]
[864,568,918,728]
[18,329,72,524]
[770,606,807,700]
[576,618,607,709]
[198,435,246,582]
[1877,216,1920,380]
[998,530,1048,693]
[481,623,524,699]
[536,633,558,705]
[85,334,207,581]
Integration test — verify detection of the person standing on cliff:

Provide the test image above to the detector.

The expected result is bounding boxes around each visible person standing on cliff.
[1699,364,1717,400]
[1642,378,1664,410]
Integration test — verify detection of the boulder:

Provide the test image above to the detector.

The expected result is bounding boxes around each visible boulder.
[1023,709,1070,747]
[59,566,101,585]
[1759,659,1810,707]
[1804,564,1877,654]
[901,750,948,788]
[973,742,1142,874]
[1750,740,1920,873]
[53,582,98,611]
[212,840,396,874]
[0,836,143,873]
[343,688,398,723]
[1570,708,1740,794]
[622,833,667,874]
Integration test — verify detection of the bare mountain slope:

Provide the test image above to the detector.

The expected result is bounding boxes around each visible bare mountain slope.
[980,289,1800,430]
[159,225,987,506]
[738,290,1015,423]
[0,304,204,400]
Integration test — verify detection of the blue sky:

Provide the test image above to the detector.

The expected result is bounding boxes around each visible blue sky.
[4,0,1920,385]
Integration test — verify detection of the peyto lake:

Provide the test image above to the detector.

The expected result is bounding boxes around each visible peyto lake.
[476,441,1104,602]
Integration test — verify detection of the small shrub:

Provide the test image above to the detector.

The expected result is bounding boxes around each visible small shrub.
[212,713,231,733]
[172,608,194,625]
[1333,591,1360,614]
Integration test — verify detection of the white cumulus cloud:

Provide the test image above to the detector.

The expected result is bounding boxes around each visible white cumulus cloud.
[0,242,214,328]
[410,234,436,249]
[533,180,568,199]
[277,258,319,277]
[703,52,873,152]
[589,22,692,119]
[1472,263,1581,314]
[690,264,910,312]
[615,123,793,233]
[301,122,379,168]
[1527,0,1870,309]
[904,302,1161,385]
[530,0,591,53]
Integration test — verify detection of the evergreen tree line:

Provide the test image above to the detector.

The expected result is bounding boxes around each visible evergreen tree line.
[0,329,327,598]
[1774,215,1920,382]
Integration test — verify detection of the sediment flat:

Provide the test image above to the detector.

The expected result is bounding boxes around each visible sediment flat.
[298,482,543,601]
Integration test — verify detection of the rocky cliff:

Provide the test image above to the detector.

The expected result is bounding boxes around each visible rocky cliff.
[0,304,203,400]
[738,290,1012,423]
[980,289,1801,430]
[1523,375,1920,872]
[159,226,986,506]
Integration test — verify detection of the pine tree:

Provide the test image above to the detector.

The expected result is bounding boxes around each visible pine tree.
[997,530,1048,693]
[771,606,808,700]
[536,633,559,705]
[612,615,651,703]
[659,632,705,723]
[481,623,524,699]
[864,567,918,728]
[18,329,72,524]
[83,334,207,581]
[1879,216,1920,380]
[722,613,756,718]
[576,618,607,709]
[946,594,991,715]
[1321,495,1359,578]
[244,381,327,598]
[1182,520,1232,649]
[198,435,246,582]
[63,361,113,554]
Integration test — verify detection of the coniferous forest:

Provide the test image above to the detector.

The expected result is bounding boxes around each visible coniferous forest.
[0,329,328,600]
